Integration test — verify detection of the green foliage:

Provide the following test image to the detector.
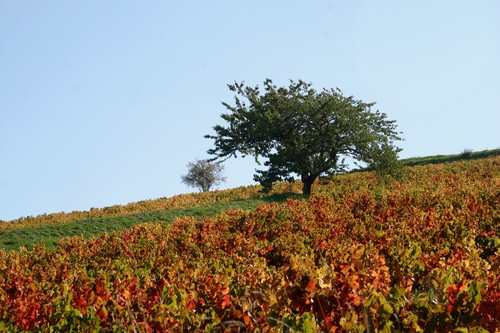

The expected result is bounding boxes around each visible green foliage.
[461,148,474,159]
[367,142,406,184]
[206,79,402,195]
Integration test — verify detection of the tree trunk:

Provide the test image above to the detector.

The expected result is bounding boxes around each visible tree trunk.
[301,175,317,196]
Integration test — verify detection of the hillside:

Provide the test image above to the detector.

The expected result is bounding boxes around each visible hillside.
[0,155,498,331]
[2,148,498,229]
[2,149,498,251]
[399,148,500,166]
[0,193,305,252]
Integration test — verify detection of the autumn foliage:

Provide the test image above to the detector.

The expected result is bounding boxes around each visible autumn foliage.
[0,185,268,231]
[0,157,498,332]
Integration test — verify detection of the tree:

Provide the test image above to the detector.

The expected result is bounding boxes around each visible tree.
[205,79,403,196]
[181,159,226,192]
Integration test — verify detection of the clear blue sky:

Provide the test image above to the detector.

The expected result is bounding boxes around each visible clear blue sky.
[1,1,499,221]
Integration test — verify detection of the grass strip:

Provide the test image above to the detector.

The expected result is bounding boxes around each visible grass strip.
[0,193,304,252]
[400,148,499,166]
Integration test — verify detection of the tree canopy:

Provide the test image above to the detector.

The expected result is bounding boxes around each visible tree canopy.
[206,79,402,195]
[181,159,226,192]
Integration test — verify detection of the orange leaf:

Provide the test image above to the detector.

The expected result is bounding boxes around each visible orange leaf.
[96,306,108,320]
[349,293,361,306]
[221,294,231,309]
[243,313,251,326]
[305,278,316,293]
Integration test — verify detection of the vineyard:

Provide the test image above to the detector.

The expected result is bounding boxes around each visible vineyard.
[0,157,498,332]
[0,185,268,231]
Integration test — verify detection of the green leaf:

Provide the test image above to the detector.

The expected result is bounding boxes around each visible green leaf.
[380,302,393,315]
[299,312,317,332]
[379,321,394,333]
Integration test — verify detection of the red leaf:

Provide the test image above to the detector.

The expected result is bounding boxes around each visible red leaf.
[186,297,196,311]
[221,294,231,309]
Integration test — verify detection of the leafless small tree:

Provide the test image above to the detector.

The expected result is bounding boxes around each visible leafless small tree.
[181,159,226,192]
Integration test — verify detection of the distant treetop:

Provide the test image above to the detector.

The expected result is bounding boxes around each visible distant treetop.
[181,159,226,192]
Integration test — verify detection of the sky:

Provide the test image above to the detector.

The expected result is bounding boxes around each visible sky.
[1,0,499,221]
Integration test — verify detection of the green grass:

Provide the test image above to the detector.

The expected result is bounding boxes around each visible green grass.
[0,193,305,252]
[400,148,499,166]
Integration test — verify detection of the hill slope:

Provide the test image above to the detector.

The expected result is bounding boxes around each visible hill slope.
[1,150,499,251]
[0,156,498,331]
[2,148,498,228]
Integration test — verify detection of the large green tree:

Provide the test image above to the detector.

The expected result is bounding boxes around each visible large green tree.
[206,79,402,195]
